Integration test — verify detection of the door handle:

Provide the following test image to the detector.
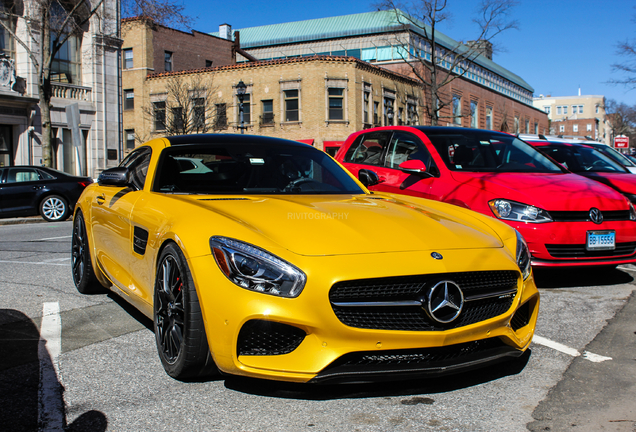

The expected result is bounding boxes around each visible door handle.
[96,194,106,205]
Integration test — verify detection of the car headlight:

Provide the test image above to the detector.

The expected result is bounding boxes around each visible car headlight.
[629,201,636,220]
[516,230,531,280]
[624,194,636,205]
[210,236,306,298]
[488,199,552,223]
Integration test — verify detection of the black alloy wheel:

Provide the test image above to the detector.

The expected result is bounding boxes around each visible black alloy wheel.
[154,243,217,379]
[71,212,103,294]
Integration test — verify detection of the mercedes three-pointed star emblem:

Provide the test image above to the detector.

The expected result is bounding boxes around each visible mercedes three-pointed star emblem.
[425,280,464,323]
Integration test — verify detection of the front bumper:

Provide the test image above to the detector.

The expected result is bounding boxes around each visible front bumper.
[188,247,540,383]
[512,220,636,267]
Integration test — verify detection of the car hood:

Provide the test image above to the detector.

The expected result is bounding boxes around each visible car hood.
[581,172,636,195]
[448,171,629,210]
[188,194,504,256]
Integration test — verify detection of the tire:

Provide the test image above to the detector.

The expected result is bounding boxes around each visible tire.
[40,195,69,222]
[154,243,218,380]
[71,211,104,294]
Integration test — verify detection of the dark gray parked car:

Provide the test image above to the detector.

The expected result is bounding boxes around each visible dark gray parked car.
[0,166,92,222]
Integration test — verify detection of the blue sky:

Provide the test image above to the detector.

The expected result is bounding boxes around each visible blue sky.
[180,0,636,105]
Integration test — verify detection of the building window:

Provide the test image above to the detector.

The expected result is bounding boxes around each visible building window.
[452,94,461,125]
[383,97,395,126]
[544,106,550,114]
[514,116,520,133]
[164,51,173,72]
[486,106,493,130]
[153,101,166,131]
[215,103,227,129]
[363,90,370,124]
[587,123,592,132]
[595,105,599,114]
[125,129,135,150]
[193,98,205,130]
[237,93,250,124]
[563,106,568,115]
[261,100,274,125]
[407,99,417,125]
[572,105,583,114]
[525,119,530,134]
[171,107,184,131]
[51,34,81,83]
[373,101,380,126]
[328,88,344,120]
[205,60,213,67]
[573,124,578,133]
[556,106,562,115]
[284,89,299,122]
[470,100,478,128]
[124,89,134,110]
[0,7,15,60]
[559,124,565,133]
[124,48,133,69]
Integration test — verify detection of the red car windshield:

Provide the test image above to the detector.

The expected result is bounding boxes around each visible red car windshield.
[539,145,629,173]
[426,131,564,173]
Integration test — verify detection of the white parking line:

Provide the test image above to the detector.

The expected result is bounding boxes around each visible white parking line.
[30,235,72,242]
[533,335,612,363]
[38,302,64,431]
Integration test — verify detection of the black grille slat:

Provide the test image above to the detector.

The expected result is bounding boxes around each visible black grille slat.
[546,242,636,258]
[549,210,631,222]
[237,320,306,356]
[330,271,518,331]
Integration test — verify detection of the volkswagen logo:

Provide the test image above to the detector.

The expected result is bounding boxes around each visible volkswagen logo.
[589,208,603,225]
[425,281,464,323]
[431,252,443,260]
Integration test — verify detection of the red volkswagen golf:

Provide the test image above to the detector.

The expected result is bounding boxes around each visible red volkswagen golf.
[335,126,636,268]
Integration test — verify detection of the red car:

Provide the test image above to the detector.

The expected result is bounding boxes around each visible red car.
[335,126,636,268]
[527,140,636,205]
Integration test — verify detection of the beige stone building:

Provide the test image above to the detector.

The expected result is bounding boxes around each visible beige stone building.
[532,94,609,144]
[140,56,422,155]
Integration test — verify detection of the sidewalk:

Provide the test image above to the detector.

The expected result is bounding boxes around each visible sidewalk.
[0,217,49,226]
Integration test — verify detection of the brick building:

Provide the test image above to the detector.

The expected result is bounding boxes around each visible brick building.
[226,10,549,136]
[121,18,237,151]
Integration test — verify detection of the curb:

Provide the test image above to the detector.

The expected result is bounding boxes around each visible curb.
[0,217,49,226]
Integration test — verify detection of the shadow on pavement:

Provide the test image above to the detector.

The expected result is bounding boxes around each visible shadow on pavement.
[223,349,532,400]
[533,266,634,289]
[0,309,107,431]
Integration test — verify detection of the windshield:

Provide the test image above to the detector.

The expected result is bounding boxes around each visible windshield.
[153,143,365,195]
[426,131,564,173]
[593,145,636,167]
[539,145,628,173]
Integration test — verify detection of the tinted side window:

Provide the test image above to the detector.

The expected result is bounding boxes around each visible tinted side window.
[6,168,41,183]
[343,132,391,166]
[121,147,152,190]
[384,132,431,169]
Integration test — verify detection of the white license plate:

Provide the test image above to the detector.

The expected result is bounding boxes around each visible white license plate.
[586,231,615,251]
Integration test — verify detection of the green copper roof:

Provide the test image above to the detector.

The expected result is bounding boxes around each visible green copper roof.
[217,10,533,93]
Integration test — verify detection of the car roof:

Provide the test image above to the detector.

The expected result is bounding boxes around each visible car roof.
[165,134,311,148]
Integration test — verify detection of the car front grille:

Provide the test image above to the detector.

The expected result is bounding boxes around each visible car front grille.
[237,320,306,356]
[329,270,519,331]
[546,242,636,258]
[548,210,631,222]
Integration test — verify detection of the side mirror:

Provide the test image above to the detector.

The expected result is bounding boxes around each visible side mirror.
[98,167,131,187]
[398,159,433,177]
[358,169,380,187]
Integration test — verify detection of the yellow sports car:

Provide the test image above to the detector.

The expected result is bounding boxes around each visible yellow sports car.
[72,134,539,383]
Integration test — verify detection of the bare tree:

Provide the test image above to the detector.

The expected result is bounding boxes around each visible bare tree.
[605,99,636,145]
[141,74,220,140]
[611,39,636,90]
[0,0,190,168]
[377,0,518,125]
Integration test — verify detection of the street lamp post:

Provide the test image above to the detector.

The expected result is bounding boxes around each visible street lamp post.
[236,80,247,134]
